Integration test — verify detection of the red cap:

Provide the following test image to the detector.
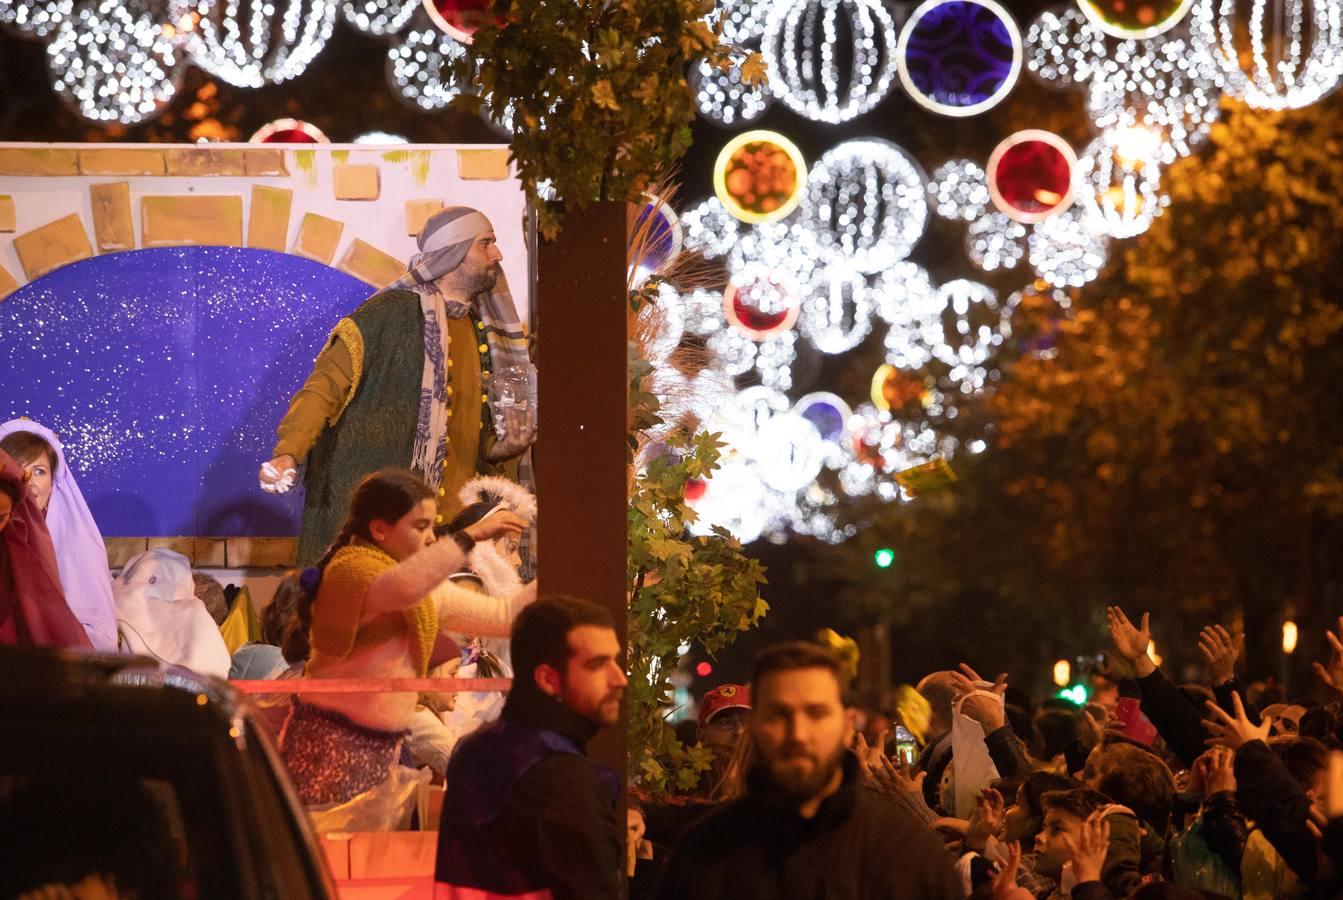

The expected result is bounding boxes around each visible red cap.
[698,684,752,727]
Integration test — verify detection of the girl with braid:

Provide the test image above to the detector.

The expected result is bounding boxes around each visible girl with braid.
[278,467,529,807]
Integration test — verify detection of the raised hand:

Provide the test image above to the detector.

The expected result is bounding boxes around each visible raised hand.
[1062,813,1111,885]
[1313,617,1343,697]
[1203,692,1273,751]
[990,842,1030,900]
[952,663,1009,695]
[966,786,1006,851]
[1198,625,1244,686]
[1194,746,1237,796]
[1107,606,1155,676]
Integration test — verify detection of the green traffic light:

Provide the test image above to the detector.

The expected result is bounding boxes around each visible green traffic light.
[873,548,895,569]
[1056,685,1089,705]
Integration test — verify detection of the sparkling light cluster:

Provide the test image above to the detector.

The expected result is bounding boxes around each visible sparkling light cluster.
[386,22,472,111]
[1029,209,1110,287]
[0,0,72,37]
[340,0,416,36]
[761,0,899,124]
[691,56,772,127]
[1191,0,1343,109]
[170,0,337,88]
[799,139,928,273]
[47,0,183,123]
[1024,5,1106,87]
[965,212,1027,270]
[1074,135,1168,238]
[927,159,991,221]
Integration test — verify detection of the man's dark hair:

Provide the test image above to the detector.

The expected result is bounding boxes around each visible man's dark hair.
[511,594,616,681]
[1095,742,1174,831]
[1272,735,1330,790]
[1019,771,1079,818]
[751,641,843,691]
[1035,709,1080,761]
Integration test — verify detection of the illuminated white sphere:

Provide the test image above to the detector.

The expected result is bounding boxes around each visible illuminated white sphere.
[928,159,991,222]
[1024,5,1106,87]
[386,24,472,111]
[171,0,337,87]
[353,131,410,143]
[0,0,71,37]
[48,0,183,124]
[1074,136,1168,238]
[709,0,770,45]
[691,56,772,127]
[930,278,1011,390]
[1191,0,1343,109]
[1029,210,1110,287]
[798,139,928,274]
[340,0,416,36]
[965,212,1028,271]
[682,197,740,259]
[1087,31,1222,163]
[798,267,877,354]
[761,0,900,124]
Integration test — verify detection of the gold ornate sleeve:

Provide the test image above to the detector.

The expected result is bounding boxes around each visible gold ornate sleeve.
[271,321,359,461]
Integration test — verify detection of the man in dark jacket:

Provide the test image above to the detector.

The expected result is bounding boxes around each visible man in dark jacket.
[435,594,626,899]
[658,641,962,899]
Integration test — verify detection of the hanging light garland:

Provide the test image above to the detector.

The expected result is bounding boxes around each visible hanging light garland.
[691,56,773,127]
[1024,5,1106,88]
[799,267,878,354]
[0,0,71,38]
[927,159,992,222]
[169,0,337,88]
[761,0,900,124]
[1190,0,1343,110]
[386,20,472,111]
[1086,30,1222,164]
[965,211,1028,271]
[47,0,183,124]
[798,139,929,274]
[1029,209,1109,287]
[340,0,416,37]
[1073,135,1168,238]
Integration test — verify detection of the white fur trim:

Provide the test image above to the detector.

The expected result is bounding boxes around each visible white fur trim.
[467,543,525,599]
[458,475,537,524]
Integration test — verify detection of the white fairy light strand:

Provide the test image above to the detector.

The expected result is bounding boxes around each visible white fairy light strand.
[340,0,417,37]
[386,24,472,111]
[928,159,992,222]
[1029,209,1110,287]
[0,0,71,37]
[799,267,876,354]
[761,0,899,124]
[799,139,928,274]
[1074,136,1168,238]
[691,56,772,127]
[965,212,1028,271]
[171,0,337,88]
[1024,5,1106,88]
[47,0,182,124]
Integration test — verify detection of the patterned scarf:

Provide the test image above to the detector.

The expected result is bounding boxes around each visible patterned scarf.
[387,207,537,486]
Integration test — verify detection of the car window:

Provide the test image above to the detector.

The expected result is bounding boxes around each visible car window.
[0,723,242,898]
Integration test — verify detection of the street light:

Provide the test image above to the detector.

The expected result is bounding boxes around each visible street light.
[1283,621,1299,654]
[1053,659,1071,687]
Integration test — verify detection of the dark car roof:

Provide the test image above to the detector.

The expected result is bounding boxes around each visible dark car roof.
[0,644,251,736]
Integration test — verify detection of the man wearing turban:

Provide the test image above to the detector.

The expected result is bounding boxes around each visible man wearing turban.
[259,206,537,563]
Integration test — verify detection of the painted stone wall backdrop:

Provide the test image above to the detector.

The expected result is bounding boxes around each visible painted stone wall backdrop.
[0,144,527,566]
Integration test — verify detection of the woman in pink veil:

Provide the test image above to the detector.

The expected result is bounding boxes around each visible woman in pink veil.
[0,448,91,649]
[0,420,118,650]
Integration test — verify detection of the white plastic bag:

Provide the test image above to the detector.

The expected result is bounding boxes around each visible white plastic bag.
[306,763,431,833]
[950,689,1002,818]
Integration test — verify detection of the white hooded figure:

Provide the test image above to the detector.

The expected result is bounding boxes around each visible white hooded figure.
[113,549,231,679]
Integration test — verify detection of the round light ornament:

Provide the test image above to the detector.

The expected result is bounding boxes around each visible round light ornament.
[897,0,1023,117]
[794,392,853,444]
[798,139,928,274]
[691,56,773,128]
[713,130,807,224]
[0,0,72,38]
[1024,5,1107,87]
[631,195,684,284]
[386,22,473,112]
[761,0,900,124]
[723,262,803,340]
[250,118,329,143]
[341,0,417,36]
[1076,0,1194,38]
[1074,135,1166,238]
[987,129,1077,223]
[798,268,876,354]
[170,0,337,88]
[421,0,499,42]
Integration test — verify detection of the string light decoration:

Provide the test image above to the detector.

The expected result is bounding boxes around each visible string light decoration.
[0,0,71,38]
[873,260,937,326]
[1024,5,1106,88]
[340,0,416,36]
[987,129,1077,223]
[1074,135,1168,238]
[386,22,472,111]
[47,0,182,124]
[754,331,799,391]
[1005,281,1072,359]
[795,391,853,446]
[722,260,803,340]
[1077,0,1195,38]
[691,56,772,127]
[1190,0,1343,110]
[761,0,900,124]
[713,130,808,224]
[1086,31,1222,163]
[928,159,991,221]
[671,286,729,335]
[896,0,1023,117]
[798,139,929,274]
[682,197,740,259]
[799,267,877,354]
[880,263,944,370]
[169,0,337,87]
[1029,209,1109,287]
[965,211,1028,270]
[708,0,770,45]
[707,326,760,375]
[930,278,1011,391]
